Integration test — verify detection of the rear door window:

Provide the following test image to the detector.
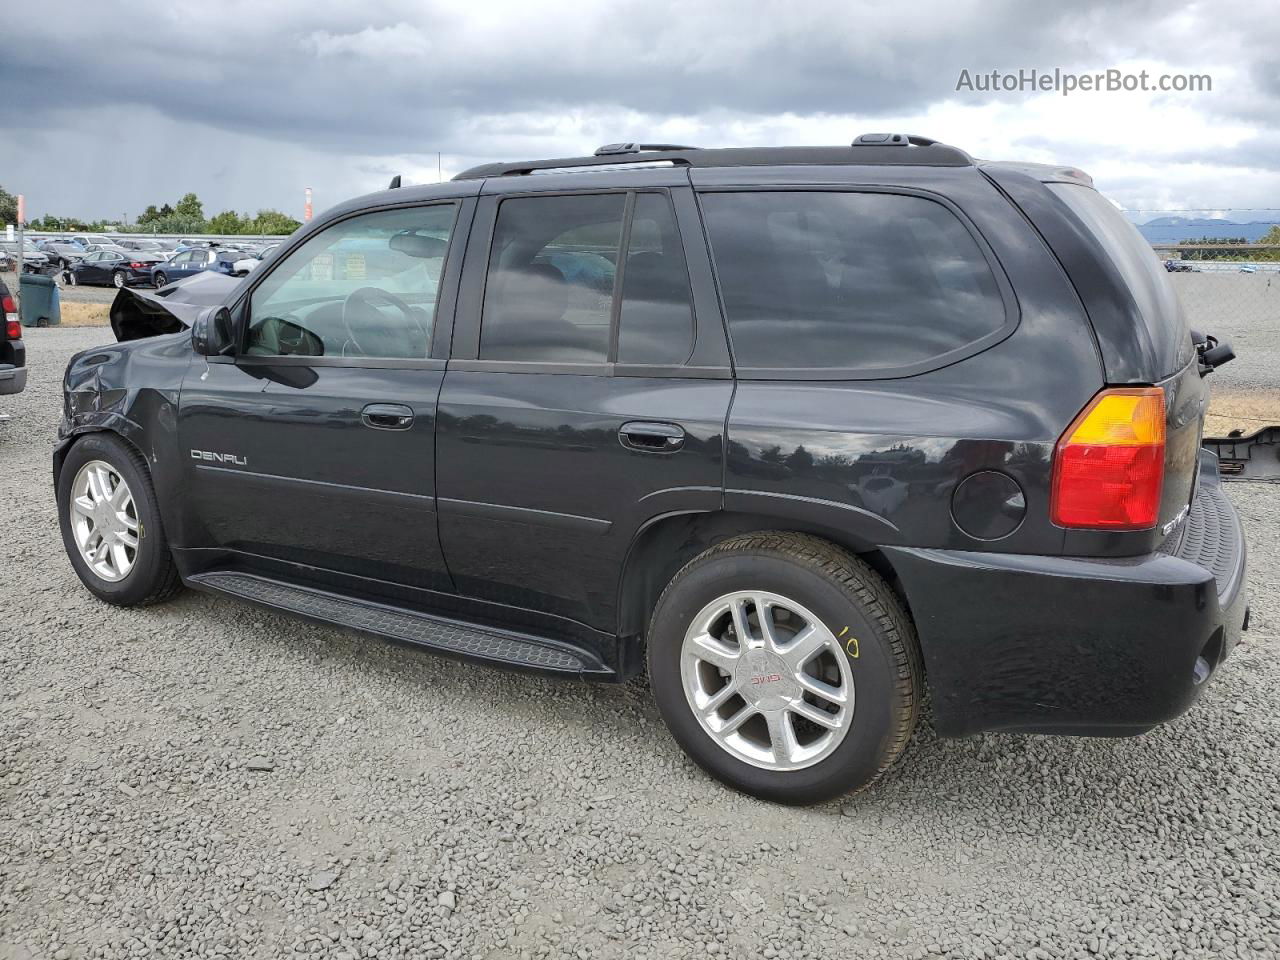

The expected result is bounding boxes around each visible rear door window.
[700,191,1008,373]
[480,193,624,363]
[617,193,695,365]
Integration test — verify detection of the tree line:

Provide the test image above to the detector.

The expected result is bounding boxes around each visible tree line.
[1,185,301,236]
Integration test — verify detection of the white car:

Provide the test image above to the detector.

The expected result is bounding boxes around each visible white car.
[232,244,279,277]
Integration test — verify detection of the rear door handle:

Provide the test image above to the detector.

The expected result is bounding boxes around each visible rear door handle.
[619,421,685,453]
[361,403,415,430]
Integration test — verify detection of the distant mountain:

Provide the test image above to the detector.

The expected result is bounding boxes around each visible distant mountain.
[1134,216,1280,244]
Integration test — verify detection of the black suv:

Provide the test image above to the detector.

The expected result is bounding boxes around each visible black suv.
[55,136,1248,803]
[1,279,25,396]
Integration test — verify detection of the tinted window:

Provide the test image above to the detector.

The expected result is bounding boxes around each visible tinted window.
[701,191,1006,371]
[247,204,455,360]
[617,193,695,365]
[481,194,624,362]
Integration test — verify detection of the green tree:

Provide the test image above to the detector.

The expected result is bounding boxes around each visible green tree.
[159,202,174,217]
[174,193,204,221]
[249,209,302,235]
[0,185,17,226]
[1262,225,1280,245]
[140,204,161,223]
[208,209,248,234]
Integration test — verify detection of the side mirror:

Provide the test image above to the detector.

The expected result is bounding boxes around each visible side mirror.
[192,306,235,357]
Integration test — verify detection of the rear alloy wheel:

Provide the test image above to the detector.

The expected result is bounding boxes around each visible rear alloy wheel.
[648,532,922,804]
[680,590,854,771]
[112,270,126,289]
[153,272,167,288]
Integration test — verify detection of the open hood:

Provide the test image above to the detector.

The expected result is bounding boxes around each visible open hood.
[110,272,240,341]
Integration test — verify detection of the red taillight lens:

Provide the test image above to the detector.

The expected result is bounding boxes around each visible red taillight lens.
[130,261,145,269]
[1,295,14,314]
[1051,387,1166,530]
[5,319,19,340]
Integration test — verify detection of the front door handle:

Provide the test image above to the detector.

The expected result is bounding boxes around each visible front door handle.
[619,421,685,453]
[361,403,415,430]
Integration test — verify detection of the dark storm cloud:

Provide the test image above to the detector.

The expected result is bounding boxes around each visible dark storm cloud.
[0,0,1272,218]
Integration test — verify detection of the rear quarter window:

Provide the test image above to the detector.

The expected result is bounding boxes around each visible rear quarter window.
[700,191,1010,374]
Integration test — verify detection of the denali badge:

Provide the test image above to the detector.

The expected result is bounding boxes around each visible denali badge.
[1161,503,1190,537]
[191,449,247,466]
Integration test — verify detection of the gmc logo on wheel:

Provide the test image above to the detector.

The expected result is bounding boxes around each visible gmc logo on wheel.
[751,674,782,685]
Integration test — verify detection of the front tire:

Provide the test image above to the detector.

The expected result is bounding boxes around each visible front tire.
[647,532,921,804]
[112,270,126,289]
[57,433,181,606]
[65,270,78,287]
[153,272,167,288]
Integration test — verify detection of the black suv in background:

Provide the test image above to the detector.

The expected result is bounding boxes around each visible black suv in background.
[1,279,26,396]
[55,136,1247,803]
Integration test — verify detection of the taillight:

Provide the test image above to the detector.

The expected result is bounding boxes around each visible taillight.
[3,294,16,339]
[1050,387,1165,530]
[130,261,145,269]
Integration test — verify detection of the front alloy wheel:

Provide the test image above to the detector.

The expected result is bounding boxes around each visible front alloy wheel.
[68,460,139,582]
[112,270,126,288]
[681,591,853,770]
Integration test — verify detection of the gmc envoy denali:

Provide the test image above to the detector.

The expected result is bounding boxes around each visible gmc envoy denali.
[56,135,1248,803]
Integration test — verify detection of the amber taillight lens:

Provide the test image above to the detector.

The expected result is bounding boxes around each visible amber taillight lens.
[1050,387,1165,530]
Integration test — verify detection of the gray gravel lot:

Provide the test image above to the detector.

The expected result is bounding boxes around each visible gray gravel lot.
[1,327,1278,960]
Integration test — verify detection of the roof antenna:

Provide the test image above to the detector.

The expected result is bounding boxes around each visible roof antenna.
[388,175,402,189]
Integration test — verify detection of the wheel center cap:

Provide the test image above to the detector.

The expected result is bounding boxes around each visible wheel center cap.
[735,649,799,710]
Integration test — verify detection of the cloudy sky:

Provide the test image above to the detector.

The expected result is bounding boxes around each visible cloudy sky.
[2,0,1277,224]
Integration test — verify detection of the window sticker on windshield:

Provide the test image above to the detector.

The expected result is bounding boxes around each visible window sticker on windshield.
[310,254,334,281]
[345,254,366,281]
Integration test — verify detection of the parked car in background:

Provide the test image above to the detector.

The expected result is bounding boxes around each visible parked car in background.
[0,241,52,273]
[0,278,25,396]
[151,247,241,287]
[71,235,113,249]
[232,243,279,276]
[37,240,87,271]
[115,239,169,256]
[1163,259,1196,273]
[66,249,164,288]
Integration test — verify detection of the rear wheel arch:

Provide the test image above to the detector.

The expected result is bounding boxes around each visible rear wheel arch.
[616,510,911,644]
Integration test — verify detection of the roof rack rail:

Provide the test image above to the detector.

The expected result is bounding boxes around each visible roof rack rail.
[593,142,700,156]
[452,137,971,181]
[852,133,939,147]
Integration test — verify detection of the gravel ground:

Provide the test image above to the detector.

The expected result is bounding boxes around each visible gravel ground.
[1,328,1278,960]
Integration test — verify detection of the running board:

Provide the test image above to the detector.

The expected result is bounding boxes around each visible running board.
[186,571,611,678]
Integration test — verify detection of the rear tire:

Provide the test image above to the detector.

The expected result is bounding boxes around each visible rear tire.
[153,272,167,288]
[57,433,182,607]
[647,532,921,804]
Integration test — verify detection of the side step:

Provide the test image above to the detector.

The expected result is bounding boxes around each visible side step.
[186,571,611,678]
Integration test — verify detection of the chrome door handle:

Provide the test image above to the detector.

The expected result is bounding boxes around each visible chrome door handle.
[361,403,415,430]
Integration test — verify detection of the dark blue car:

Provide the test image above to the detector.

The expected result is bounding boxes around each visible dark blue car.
[151,248,241,288]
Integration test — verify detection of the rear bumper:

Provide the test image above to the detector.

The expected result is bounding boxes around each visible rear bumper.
[887,452,1248,738]
[0,363,27,395]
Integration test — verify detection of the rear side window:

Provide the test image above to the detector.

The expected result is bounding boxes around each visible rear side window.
[700,191,1007,372]
[617,193,695,365]
[480,192,696,365]
[481,194,623,363]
